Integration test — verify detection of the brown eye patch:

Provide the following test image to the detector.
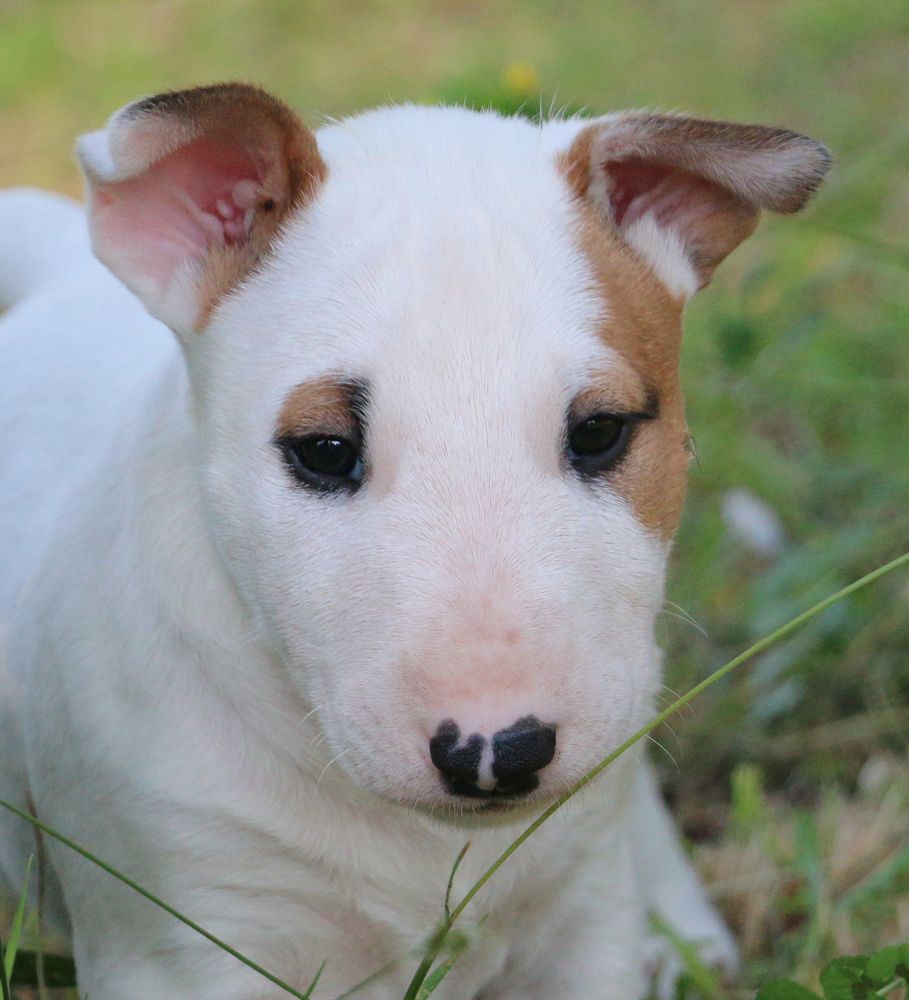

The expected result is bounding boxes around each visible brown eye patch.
[570,378,660,427]
[275,375,366,441]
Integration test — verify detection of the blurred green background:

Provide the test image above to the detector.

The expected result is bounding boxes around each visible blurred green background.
[1,0,908,994]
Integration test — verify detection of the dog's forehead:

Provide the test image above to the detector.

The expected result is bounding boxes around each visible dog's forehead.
[220,106,682,428]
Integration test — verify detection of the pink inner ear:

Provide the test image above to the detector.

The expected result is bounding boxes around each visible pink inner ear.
[94,137,265,288]
[606,156,733,236]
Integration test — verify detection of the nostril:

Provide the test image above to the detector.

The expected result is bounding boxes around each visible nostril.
[429,720,485,782]
[491,716,556,781]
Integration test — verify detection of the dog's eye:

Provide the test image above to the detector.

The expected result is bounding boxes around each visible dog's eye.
[567,414,631,474]
[279,434,364,493]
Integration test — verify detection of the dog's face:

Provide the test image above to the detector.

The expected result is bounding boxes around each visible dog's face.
[79,86,828,814]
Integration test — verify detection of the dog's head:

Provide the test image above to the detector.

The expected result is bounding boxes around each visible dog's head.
[78,85,829,816]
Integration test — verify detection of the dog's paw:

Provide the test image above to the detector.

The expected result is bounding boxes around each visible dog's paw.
[641,923,740,1000]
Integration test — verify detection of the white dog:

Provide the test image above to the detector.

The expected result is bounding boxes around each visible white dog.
[0,85,828,999]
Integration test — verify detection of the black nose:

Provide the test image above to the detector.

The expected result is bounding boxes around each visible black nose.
[429,721,485,797]
[430,716,556,799]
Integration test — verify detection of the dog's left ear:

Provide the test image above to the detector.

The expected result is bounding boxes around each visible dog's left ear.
[77,83,326,332]
[559,113,831,298]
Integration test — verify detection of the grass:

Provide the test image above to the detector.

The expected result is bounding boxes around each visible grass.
[1,0,907,996]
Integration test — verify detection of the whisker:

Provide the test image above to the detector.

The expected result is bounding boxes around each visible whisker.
[296,704,323,730]
[661,600,708,637]
[317,748,352,785]
[645,734,680,772]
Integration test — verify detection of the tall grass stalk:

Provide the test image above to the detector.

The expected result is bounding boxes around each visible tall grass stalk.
[0,856,33,1000]
[2,855,31,985]
[0,551,906,1000]
[0,936,10,1000]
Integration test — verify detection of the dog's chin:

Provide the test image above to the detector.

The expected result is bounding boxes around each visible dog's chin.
[405,791,551,829]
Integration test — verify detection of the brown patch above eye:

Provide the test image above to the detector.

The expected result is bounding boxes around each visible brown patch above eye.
[276,375,363,440]
[571,370,659,424]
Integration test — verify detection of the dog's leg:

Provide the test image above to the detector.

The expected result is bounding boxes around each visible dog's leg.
[473,830,647,1000]
[68,919,411,1000]
[631,763,739,997]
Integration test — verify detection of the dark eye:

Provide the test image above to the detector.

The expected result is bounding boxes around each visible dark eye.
[567,413,631,474]
[278,434,364,493]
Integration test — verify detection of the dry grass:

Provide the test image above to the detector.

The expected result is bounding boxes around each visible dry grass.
[687,755,909,995]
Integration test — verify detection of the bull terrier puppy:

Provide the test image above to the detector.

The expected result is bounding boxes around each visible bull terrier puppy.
[0,85,829,999]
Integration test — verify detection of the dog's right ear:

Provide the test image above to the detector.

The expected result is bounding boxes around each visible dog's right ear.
[77,83,326,332]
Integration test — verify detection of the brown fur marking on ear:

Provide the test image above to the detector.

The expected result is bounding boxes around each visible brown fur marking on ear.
[558,126,596,201]
[125,84,326,206]
[276,376,361,441]
[583,113,831,213]
[566,193,691,541]
[191,86,326,328]
[559,114,829,290]
[685,188,760,286]
[123,84,327,330]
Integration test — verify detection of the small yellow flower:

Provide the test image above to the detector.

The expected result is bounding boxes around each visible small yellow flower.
[501,61,540,96]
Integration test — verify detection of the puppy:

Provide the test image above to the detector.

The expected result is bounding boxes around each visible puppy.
[0,85,828,999]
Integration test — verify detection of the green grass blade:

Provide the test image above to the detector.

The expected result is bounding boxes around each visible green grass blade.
[401,551,909,994]
[649,914,723,1000]
[8,951,77,988]
[793,810,829,961]
[406,929,470,1000]
[0,933,11,1000]
[443,841,471,923]
[0,799,311,1000]
[842,844,909,911]
[415,957,457,999]
[3,854,33,982]
[401,953,436,1000]
[302,959,327,999]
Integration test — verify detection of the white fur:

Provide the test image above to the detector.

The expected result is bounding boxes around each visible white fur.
[621,213,701,299]
[0,104,737,1000]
